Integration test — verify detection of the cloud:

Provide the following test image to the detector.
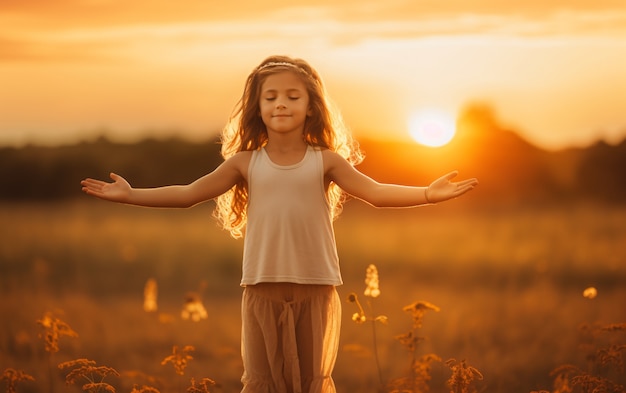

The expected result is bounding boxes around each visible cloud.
[2,0,625,149]
[3,8,625,64]
[4,0,626,29]
[1,10,624,70]
[0,35,124,62]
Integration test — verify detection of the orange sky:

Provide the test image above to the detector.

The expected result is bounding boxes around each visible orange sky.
[1,0,626,150]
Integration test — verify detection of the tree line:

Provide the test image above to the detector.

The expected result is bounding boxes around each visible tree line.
[1,113,625,206]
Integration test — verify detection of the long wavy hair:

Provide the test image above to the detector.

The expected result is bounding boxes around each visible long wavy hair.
[214,55,363,238]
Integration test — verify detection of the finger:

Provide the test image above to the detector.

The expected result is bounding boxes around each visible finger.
[109,172,121,182]
[82,186,103,197]
[441,170,459,182]
[455,178,479,187]
[81,178,101,185]
[453,184,476,196]
[81,178,107,189]
[82,186,96,195]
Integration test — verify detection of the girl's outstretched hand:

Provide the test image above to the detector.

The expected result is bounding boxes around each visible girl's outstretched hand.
[426,171,478,203]
[81,173,131,203]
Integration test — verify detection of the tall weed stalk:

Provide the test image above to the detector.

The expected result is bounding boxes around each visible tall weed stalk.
[348,265,484,393]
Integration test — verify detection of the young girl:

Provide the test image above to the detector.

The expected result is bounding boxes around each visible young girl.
[81,55,478,393]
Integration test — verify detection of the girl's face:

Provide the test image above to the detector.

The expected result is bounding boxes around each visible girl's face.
[259,71,312,137]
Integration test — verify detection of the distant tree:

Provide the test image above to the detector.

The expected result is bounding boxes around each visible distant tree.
[576,139,626,203]
[0,136,222,201]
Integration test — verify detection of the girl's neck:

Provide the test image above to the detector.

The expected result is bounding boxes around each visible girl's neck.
[265,133,307,153]
[264,134,308,165]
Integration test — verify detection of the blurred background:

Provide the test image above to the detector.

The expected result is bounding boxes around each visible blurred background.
[1,1,625,393]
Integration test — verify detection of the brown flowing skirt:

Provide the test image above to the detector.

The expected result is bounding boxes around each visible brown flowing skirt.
[241,283,341,393]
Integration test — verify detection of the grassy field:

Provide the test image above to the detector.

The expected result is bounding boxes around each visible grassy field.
[1,200,625,393]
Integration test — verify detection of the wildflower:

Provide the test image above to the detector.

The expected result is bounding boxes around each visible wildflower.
[36,311,78,353]
[181,293,208,322]
[59,359,119,393]
[351,312,367,324]
[388,353,441,393]
[346,292,367,324]
[389,298,442,393]
[446,359,483,393]
[597,344,626,369]
[583,287,597,299]
[348,265,389,389]
[130,385,161,393]
[403,300,441,314]
[81,383,115,393]
[143,278,158,312]
[364,264,380,298]
[187,377,217,393]
[375,315,388,324]
[403,301,440,329]
[1,368,35,393]
[394,331,425,353]
[550,363,625,393]
[161,345,195,376]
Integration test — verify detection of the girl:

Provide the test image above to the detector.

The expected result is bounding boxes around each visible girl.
[81,55,478,393]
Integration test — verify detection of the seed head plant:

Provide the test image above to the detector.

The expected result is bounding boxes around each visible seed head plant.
[37,311,79,393]
[445,359,483,393]
[130,384,161,393]
[161,345,196,393]
[402,301,441,330]
[37,311,78,354]
[59,359,120,393]
[161,345,195,376]
[186,378,216,393]
[1,368,35,393]
[547,322,626,393]
[159,346,218,393]
[388,301,442,393]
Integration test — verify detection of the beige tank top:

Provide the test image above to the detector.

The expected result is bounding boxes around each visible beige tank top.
[240,145,342,286]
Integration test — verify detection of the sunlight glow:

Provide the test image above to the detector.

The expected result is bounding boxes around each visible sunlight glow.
[408,109,456,147]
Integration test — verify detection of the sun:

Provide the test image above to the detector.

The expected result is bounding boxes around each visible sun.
[408,109,456,147]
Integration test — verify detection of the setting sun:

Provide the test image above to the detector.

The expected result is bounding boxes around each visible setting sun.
[408,109,457,147]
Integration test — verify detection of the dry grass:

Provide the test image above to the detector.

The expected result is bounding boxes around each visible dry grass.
[1,201,625,393]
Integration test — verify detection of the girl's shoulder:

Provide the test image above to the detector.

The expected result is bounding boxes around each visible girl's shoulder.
[320,148,343,161]
[223,150,254,176]
[321,148,350,172]
[224,150,254,164]
[232,150,255,159]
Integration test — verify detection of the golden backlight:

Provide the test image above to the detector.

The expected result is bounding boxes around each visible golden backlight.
[408,109,456,147]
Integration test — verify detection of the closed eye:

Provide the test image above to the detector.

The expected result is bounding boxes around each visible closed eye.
[262,94,300,101]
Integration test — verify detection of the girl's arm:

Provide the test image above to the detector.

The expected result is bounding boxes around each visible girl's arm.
[80,152,249,208]
[323,150,478,207]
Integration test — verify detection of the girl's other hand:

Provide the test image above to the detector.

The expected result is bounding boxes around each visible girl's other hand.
[81,172,132,203]
[427,171,478,203]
